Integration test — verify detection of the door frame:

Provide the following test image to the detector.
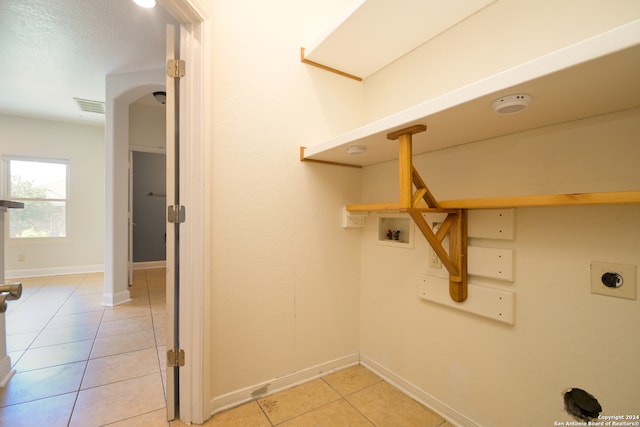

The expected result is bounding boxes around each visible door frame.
[158,0,211,423]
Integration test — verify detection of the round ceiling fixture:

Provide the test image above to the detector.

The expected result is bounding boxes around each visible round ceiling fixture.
[347,145,367,155]
[491,94,532,114]
[133,0,157,8]
[153,91,166,105]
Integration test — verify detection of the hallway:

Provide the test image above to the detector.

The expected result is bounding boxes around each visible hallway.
[0,269,169,426]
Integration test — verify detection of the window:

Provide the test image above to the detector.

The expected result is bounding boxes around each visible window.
[3,157,69,238]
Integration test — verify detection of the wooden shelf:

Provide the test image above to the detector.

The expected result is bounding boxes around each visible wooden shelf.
[337,126,640,303]
[300,15,640,304]
[302,0,496,80]
[301,20,640,167]
[347,190,640,212]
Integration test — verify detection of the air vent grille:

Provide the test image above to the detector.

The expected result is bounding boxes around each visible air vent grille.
[74,98,105,114]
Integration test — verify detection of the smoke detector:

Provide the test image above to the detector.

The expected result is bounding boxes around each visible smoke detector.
[491,94,532,114]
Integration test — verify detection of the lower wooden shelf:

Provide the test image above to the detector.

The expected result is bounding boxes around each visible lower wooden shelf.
[347,190,640,212]
[308,122,640,305]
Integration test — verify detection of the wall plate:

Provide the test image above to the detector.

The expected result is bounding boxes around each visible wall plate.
[467,208,515,240]
[342,207,366,228]
[590,261,636,300]
[418,275,515,325]
[468,246,514,282]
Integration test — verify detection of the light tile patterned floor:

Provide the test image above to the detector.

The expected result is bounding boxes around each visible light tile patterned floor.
[1,270,452,426]
[172,365,453,427]
[174,366,454,427]
[0,269,169,427]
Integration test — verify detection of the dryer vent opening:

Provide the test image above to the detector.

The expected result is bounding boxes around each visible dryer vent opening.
[563,388,602,421]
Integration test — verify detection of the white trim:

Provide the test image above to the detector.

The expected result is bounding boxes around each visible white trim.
[6,264,103,279]
[129,145,166,154]
[360,353,478,427]
[101,290,133,307]
[182,19,210,425]
[133,261,166,270]
[156,0,211,423]
[207,353,360,417]
[158,0,209,23]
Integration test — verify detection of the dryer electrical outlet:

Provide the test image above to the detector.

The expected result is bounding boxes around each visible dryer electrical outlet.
[590,261,636,300]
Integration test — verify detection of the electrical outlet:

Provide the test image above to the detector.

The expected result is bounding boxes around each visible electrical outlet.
[590,261,636,300]
[341,207,366,229]
[428,222,443,269]
[18,253,25,262]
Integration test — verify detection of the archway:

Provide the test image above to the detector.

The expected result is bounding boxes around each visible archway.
[104,70,165,306]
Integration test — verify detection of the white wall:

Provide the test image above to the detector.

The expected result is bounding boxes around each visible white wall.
[129,102,166,152]
[357,1,640,425]
[0,114,105,276]
[205,0,365,403]
[360,109,640,425]
[104,70,164,306]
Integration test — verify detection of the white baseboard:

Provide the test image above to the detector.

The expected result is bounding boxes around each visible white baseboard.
[101,290,132,307]
[6,264,103,279]
[133,261,166,270]
[360,354,478,427]
[207,353,360,417]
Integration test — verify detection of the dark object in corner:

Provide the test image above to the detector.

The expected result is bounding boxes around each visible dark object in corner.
[564,388,602,421]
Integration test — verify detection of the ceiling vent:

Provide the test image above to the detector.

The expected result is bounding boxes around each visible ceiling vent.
[74,98,105,114]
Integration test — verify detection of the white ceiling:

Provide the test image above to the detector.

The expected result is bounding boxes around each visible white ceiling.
[0,0,177,126]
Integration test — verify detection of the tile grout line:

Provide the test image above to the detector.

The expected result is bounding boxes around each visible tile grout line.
[3,273,101,425]
[144,269,170,406]
[0,272,169,426]
[67,273,107,427]
[5,275,67,366]
[68,271,164,425]
[8,274,96,371]
[266,375,382,426]
[320,375,380,427]
[254,399,276,426]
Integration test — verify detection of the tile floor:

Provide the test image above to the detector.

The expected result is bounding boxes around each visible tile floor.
[1,269,169,427]
[1,270,452,426]
[179,364,455,427]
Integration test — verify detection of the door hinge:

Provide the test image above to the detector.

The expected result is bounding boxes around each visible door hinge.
[168,205,186,223]
[167,348,185,367]
[167,59,186,78]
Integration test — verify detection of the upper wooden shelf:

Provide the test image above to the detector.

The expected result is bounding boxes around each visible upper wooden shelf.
[301,20,640,167]
[303,0,496,80]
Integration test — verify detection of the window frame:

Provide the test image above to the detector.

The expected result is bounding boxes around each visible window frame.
[2,155,71,240]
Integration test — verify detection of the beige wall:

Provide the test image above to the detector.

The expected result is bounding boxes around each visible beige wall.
[206,0,364,398]
[360,109,640,425]
[357,1,640,424]
[0,114,105,276]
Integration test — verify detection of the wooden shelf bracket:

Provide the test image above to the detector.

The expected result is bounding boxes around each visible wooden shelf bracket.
[387,125,468,302]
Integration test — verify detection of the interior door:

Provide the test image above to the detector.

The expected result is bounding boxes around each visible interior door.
[165,23,180,421]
